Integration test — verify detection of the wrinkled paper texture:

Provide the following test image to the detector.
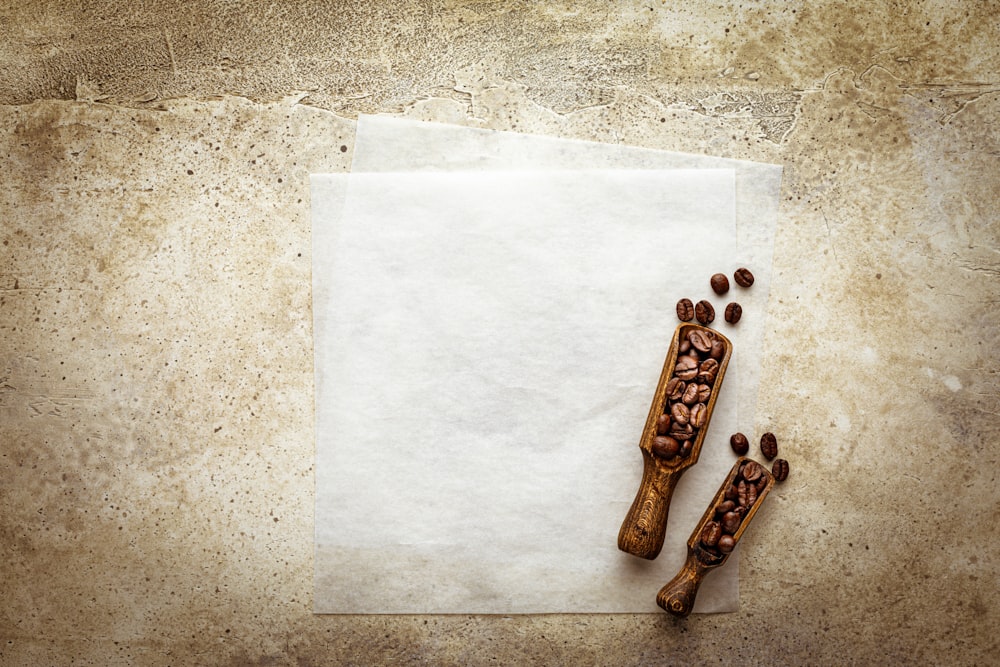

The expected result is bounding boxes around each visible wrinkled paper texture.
[313,169,738,612]
[314,116,782,613]
[351,115,781,441]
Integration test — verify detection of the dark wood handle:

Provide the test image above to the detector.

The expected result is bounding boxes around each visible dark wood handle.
[617,454,681,560]
[656,552,709,617]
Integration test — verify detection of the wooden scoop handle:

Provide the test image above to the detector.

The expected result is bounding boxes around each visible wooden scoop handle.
[656,551,712,617]
[617,454,682,560]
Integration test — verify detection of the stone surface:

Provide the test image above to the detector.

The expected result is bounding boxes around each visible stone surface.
[2,2,999,665]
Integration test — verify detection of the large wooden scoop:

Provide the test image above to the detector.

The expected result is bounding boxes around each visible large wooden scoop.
[617,323,732,560]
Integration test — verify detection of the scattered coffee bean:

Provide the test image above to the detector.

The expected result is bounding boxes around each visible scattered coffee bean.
[729,432,749,456]
[734,267,754,287]
[694,300,715,325]
[717,534,736,554]
[760,432,778,460]
[772,458,789,482]
[724,302,742,324]
[710,273,730,295]
[651,435,680,459]
[676,298,695,322]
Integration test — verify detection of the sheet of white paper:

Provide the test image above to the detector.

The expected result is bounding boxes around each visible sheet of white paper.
[312,169,739,613]
[350,115,782,432]
[316,116,782,614]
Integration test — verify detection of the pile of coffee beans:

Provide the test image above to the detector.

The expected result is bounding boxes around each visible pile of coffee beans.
[698,459,769,556]
[650,328,726,462]
[676,267,754,327]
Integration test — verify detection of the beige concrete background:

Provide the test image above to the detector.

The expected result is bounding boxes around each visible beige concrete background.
[2,2,998,665]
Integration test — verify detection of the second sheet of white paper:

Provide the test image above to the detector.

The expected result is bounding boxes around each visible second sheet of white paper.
[313,116,782,613]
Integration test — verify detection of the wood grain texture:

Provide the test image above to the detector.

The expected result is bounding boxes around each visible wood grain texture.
[657,457,775,616]
[618,323,731,559]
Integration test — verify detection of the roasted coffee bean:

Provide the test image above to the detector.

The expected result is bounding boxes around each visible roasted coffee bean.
[729,432,749,456]
[665,377,686,401]
[688,329,714,354]
[656,413,672,435]
[760,432,778,460]
[689,403,708,428]
[710,339,725,360]
[724,302,742,324]
[734,267,754,287]
[674,354,700,381]
[716,500,736,515]
[679,439,693,457]
[756,475,768,493]
[772,458,789,482]
[720,511,742,534]
[717,534,736,554]
[746,483,758,508]
[736,480,749,507]
[681,383,700,406]
[670,422,694,441]
[695,300,715,325]
[741,460,763,482]
[678,338,691,354]
[676,298,695,321]
[651,435,680,459]
[670,403,690,425]
[724,483,739,502]
[701,521,722,547]
[710,273,730,295]
[696,358,719,384]
[696,383,712,403]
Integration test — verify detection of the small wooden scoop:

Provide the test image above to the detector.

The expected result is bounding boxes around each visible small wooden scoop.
[617,323,732,560]
[656,457,775,617]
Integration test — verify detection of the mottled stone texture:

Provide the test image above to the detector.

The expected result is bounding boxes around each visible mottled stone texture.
[1,2,998,665]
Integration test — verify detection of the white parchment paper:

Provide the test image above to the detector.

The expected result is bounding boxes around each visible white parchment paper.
[312,169,739,613]
[351,115,782,444]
